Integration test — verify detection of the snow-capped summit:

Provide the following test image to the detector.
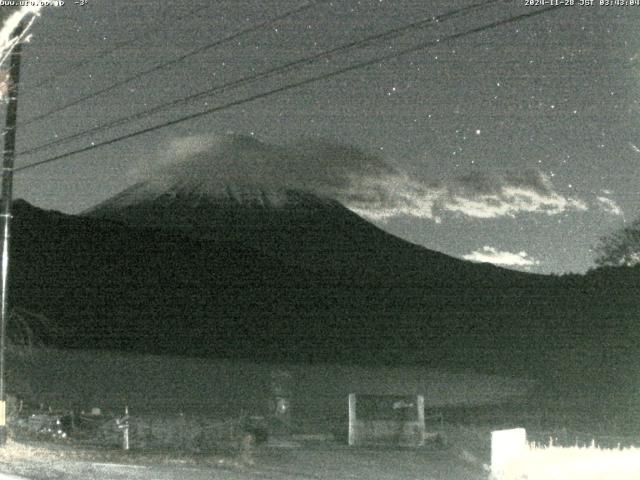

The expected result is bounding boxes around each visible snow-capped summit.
[85,135,358,240]
[87,176,335,214]
[86,134,350,218]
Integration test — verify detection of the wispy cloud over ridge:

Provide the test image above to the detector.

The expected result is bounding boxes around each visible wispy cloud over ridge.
[145,134,592,222]
[595,196,623,217]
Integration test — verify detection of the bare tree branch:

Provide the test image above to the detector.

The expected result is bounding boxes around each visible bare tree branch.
[594,218,640,267]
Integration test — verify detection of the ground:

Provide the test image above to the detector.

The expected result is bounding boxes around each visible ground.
[0,441,488,480]
[0,347,542,479]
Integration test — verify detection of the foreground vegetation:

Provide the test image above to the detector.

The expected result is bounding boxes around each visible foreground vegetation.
[1,345,637,479]
[495,442,640,480]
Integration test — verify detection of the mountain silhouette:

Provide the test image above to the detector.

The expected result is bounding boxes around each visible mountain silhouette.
[7,137,640,385]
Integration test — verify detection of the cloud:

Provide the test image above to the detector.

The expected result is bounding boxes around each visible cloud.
[143,135,397,201]
[596,196,623,216]
[463,246,540,267]
[143,134,588,222]
[434,171,587,219]
[346,169,588,222]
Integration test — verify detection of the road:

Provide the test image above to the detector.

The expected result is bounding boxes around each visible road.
[0,443,488,480]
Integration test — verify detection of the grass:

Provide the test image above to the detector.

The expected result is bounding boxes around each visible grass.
[6,409,264,468]
[1,344,533,456]
[4,346,532,420]
[423,423,640,480]
[6,416,637,480]
[15,345,631,479]
[494,442,640,480]
[0,435,254,469]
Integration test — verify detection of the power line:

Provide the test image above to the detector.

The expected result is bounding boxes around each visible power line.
[20,0,330,127]
[19,0,505,158]
[30,2,209,90]
[15,5,564,174]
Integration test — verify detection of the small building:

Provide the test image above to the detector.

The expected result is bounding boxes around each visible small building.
[348,393,425,447]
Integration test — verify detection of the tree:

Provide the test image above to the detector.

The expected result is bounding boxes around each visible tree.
[0,6,41,73]
[594,218,640,267]
[9,307,58,348]
[0,7,21,25]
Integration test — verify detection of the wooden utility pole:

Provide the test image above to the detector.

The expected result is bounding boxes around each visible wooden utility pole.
[0,20,26,445]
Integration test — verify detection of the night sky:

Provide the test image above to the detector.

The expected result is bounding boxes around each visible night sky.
[6,0,640,274]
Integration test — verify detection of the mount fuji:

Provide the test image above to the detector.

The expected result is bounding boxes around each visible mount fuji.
[6,135,639,379]
[85,135,514,284]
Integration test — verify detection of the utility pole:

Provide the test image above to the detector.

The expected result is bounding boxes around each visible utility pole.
[0,19,26,445]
